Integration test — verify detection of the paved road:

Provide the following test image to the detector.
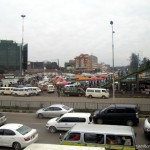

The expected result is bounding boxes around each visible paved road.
[0,112,150,150]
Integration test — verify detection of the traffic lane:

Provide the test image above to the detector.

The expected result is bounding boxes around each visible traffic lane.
[2,112,150,148]
[5,112,65,144]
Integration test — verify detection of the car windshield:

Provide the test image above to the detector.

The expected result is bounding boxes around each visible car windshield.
[148,117,150,123]
[62,105,70,110]
[16,125,32,135]
[0,113,4,117]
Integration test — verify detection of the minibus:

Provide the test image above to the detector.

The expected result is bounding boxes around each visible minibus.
[0,87,15,95]
[85,88,109,99]
[12,87,31,96]
[24,143,105,150]
[60,124,137,150]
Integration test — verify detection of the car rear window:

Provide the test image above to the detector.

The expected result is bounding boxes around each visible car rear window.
[16,125,32,135]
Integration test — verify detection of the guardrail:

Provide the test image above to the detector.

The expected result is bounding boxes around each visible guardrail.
[0,99,150,112]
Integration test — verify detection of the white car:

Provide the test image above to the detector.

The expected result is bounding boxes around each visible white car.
[144,116,150,136]
[36,104,74,119]
[46,112,92,133]
[0,123,38,150]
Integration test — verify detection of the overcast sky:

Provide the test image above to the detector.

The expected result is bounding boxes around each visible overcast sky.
[1,0,150,67]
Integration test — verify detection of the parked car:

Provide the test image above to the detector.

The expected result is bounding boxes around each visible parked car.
[47,84,55,93]
[0,113,7,126]
[46,112,92,133]
[36,104,74,119]
[144,116,150,136]
[27,87,41,95]
[0,123,38,150]
[12,87,31,96]
[93,104,140,126]
[63,87,85,97]
[0,87,15,95]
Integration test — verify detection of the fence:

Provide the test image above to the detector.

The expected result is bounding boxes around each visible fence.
[0,99,150,112]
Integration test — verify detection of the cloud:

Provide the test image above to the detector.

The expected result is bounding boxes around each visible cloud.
[0,0,150,66]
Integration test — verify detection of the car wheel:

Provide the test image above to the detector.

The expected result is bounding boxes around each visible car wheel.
[67,93,70,97]
[88,95,92,98]
[38,113,44,119]
[78,94,81,97]
[97,118,103,124]
[101,95,106,99]
[126,120,133,126]
[49,126,57,133]
[12,142,21,150]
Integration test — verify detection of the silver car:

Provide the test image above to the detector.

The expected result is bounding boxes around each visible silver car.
[36,104,74,119]
[0,113,7,126]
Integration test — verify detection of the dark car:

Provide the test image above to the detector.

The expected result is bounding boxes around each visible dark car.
[63,87,85,97]
[93,104,140,126]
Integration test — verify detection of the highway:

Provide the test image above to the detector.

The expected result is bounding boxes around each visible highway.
[0,112,150,150]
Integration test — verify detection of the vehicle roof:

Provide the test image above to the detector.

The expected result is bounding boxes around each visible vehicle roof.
[86,88,107,90]
[70,124,134,136]
[50,104,66,107]
[62,112,91,117]
[24,143,105,150]
[109,104,139,109]
[0,123,23,130]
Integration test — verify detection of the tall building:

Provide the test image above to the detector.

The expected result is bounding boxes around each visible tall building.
[74,54,98,71]
[0,40,28,74]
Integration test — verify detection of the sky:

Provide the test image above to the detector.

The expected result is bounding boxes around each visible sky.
[0,0,150,67]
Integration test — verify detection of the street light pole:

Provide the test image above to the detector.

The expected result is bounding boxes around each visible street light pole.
[20,14,26,76]
[110,21,115,100]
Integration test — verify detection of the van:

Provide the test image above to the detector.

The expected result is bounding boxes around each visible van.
[60,124,137,150]
[93,104,140,126]
[46,112,92,133]
[12,87,31,96]
[27,87,41,95]
[47,84,55,93]
[85,88,109,99]
[63,87,85,97]
[0,87,15,95]
[24,143,105,150]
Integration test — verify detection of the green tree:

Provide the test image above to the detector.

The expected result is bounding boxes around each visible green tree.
[130,53,139,72]
[140,57,150,70]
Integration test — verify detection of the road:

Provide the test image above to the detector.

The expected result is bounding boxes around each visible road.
[0,112,150,150]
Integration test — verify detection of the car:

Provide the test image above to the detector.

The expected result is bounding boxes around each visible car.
[144,116,150,136]
[46,112,92,133]
[93,104,140,126]
[36,104,74,119]
[0,123,38,150]
[63,87,85,97]
[0,113,7,126]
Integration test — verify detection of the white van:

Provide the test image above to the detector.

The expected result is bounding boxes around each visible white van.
[0,87,15,95]
[85,88,109,99]
[46,112,92,133]
[27,87,41,95]
[60,124,137,150]
[24,143,105,150]
[12,87,31,96]
[47,84,55,93]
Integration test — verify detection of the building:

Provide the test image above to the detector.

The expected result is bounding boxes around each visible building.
[0,40,28,74]
[74,54,98,71]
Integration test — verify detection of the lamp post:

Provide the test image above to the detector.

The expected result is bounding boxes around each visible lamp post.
[20,14,26,76]
[110,21,115,100]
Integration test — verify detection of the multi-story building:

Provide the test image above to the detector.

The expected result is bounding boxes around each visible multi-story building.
[0,40,28,74]
[74,54,98,71]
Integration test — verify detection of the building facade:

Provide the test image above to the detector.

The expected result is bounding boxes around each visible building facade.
[0,40,28,74]
[74,54,98,71]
